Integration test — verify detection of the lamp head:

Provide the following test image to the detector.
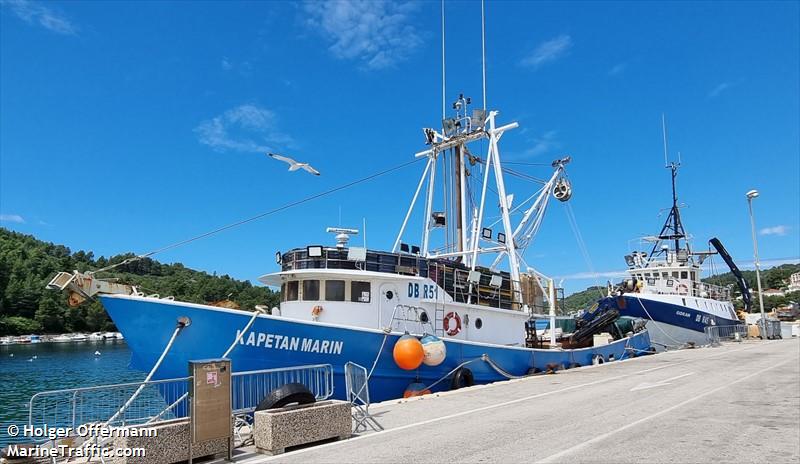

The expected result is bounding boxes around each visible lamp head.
[746,189,759,200]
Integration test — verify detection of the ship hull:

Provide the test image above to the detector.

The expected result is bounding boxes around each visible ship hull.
[101,294,652,402]
[609,294,740,350]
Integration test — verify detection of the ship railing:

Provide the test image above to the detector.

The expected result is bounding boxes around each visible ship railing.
[26,364,334,445]
[704,324,748,345]
[231,363,334,414]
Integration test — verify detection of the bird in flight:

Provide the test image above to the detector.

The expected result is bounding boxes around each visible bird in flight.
[267,152,321,176]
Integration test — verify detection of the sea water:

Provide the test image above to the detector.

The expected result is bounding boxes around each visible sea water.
[0,341,145,448]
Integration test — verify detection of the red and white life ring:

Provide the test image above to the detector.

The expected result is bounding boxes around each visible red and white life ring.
[676,283,689,295]
[443,312,462,336]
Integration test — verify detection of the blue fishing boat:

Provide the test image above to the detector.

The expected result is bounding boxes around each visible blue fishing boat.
[49,96,651,402]
[596,124,749,350]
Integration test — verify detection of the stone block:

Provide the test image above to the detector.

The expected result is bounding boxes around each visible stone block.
[108,417,231,464]
[254,400,351,455]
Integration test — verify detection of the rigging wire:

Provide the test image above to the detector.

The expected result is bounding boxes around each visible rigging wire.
[563,202,606,297]
[93,158,424,274]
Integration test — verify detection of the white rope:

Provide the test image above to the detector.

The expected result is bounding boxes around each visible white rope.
[222,307,266,358]
[631,293,686,349]
[103,323,185,427]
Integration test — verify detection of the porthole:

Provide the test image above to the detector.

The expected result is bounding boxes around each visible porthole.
[475,318,483,329]
[385,290,394,300]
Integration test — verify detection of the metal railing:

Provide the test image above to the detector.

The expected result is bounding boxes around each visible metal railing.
[704,324,748,345]
[28,376,190,432]
[28,364,335,437]
[231,364,334,414]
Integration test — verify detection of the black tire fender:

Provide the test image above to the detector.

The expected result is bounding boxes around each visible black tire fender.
[450,367,475,390]
[255,383,316,411]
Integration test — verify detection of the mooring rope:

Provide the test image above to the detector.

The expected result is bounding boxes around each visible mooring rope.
[90,157,424,274]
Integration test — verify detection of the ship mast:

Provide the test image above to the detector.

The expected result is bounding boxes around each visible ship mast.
[649,115,689,261]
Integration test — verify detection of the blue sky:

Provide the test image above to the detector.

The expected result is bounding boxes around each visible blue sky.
[1,0,798,295]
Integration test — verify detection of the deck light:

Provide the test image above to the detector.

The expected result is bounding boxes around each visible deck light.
[497,232,506,244]
[482,228,492,240]
[307,246,323,258]
[275,252,282,265]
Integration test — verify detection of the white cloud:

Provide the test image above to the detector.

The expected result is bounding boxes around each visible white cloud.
[759,225,789,236]
[221,57,232,71]
[523,130,560,158]
[302,0,423,70]
[521,34,572,68]
[194,104,294,153]
[608,63,626,76]
[556,270,628,280]
[1,0,77,35]
[0,214,25,223]
[708,82,731,98]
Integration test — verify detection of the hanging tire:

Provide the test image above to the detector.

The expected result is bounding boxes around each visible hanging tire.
[451,367,475,390]
[255,383,316,411]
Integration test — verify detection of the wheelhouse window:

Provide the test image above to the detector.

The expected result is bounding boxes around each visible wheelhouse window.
[680,271,688,279]
[325,280,345,301]
[285,281,299,301]
[351,281,371,303]
[302,280,320,301]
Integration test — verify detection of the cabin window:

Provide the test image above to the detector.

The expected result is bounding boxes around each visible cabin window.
[302,280,320,301]
[325,280,345,301]
[351,281,371,303]
[691,272,697,281]
[285,281,299,301]
[681,271,688,279]
[475,318,483,329]
[672,271,679,278]
[662,272,668,279]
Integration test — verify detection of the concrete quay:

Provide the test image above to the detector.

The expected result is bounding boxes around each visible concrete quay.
[231,339,799,463]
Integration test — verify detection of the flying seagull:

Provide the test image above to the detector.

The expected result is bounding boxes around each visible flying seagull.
[268,152,321,176]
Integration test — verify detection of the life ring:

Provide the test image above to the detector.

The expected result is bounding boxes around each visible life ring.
[676,283,689,295]
[311,305,323,320]
[443,312,462,336]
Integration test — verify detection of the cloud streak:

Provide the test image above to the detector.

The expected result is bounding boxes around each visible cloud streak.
[302,0,423,70]
[1,0,77,35]
[515,130,560,159]
[759,225,789,236]
[194,104,294,153]
[708,82,732,98]
[608,63,626,76]
[521,34,572,69]
[0,214,25,223]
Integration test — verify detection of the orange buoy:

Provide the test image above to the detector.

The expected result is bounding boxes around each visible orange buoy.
[393,334,424,370]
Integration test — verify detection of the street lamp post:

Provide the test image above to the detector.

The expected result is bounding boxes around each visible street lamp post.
[746,189,767,339]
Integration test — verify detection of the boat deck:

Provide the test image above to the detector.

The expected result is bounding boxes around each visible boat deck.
[227,338,799,463]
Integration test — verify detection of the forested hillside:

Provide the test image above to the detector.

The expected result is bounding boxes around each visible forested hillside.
[563,263,800,313]
[0,228,279,335]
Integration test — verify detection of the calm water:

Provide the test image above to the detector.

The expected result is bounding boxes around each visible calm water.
[0,341,145,447]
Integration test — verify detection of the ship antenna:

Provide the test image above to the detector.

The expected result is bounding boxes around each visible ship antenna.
[481,0,487,111]
[441,0,446,122]
[661,113,669,167]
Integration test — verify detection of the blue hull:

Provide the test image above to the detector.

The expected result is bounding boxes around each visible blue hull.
[608,295,740,333]
[100,295,652,402]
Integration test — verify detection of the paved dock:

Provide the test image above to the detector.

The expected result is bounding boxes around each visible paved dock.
[234,339,799,463]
